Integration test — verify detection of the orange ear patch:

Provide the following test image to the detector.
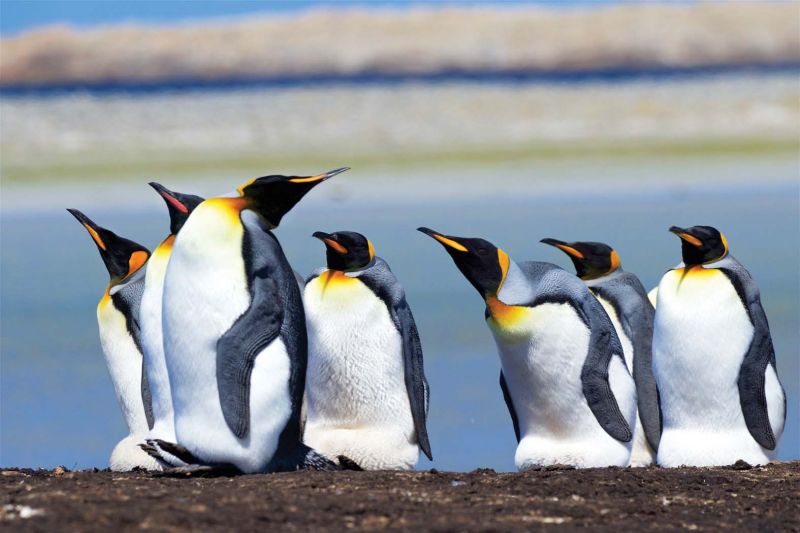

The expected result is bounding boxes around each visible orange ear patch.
[609,250,621,272]
[127,250,148,276]
[497,248,510,292]
[367,240,375,261]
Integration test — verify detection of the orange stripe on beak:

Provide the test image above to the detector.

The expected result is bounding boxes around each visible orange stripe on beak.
[432,234,468,252]
[556,244,584,259]
[83,224,106,251]
[325,239,349,255]
[677,232,703,247]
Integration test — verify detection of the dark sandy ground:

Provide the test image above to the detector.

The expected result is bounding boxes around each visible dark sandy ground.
[1,462,797,531]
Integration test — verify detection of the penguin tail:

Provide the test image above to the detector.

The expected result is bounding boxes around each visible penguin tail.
[336,455,364,471]
[299,445,340,471]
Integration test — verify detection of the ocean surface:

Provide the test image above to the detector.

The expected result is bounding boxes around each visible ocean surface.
[1,161,798,472]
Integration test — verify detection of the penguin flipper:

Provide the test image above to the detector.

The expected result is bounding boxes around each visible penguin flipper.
[499,371,521,443]
[576,296,633,443]
[720,266,785,450]
[593,275,662,451]
[358,260,432,461]
[216,272,284,439]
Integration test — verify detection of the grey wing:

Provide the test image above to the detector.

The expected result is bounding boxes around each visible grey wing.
[720,264,784,450]
[112,272,155,430]
[594,274,661,451]
[393,299,432,460]
[499,371,520,443]
[359,260,432,460]
[216,220,284,439]
[575,295,633,443]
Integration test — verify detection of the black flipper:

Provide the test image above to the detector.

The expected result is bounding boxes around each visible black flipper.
[574,296,633,443]
[499,371,521,443]
[359,260,432,461]
[216,273,283,439]
[720,266,784,450]
[592,272,661,451]
[111,271,155,430]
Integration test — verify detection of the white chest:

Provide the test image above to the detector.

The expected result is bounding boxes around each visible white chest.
[653,268,753,425]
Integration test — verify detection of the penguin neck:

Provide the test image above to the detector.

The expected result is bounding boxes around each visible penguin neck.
[584,267,624,287]
[494,259,533,306]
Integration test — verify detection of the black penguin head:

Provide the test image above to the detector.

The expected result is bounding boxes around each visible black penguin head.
[236,167,349,228]
[540,238,620,280]
[67,209,150,284]
[669,225,728,265]
[418,227,509,298]
[148,182,204,235]
[313,231,375,272]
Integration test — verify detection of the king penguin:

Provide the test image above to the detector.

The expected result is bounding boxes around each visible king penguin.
[149,168,348,473]
[652,225,786,467]
[540,238,660,466]
[139,183,204,445]
[303,231,432,470]
[419,228,636,469]
[67,209,162,471]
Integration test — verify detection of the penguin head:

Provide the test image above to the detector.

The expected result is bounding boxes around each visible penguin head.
[313,230,375,272]
[67,209,150,284]
[148,182,204,235]
[418,227,509,298]
[236,167,349,228]
[540,238,620,280]
[669,225,728,265]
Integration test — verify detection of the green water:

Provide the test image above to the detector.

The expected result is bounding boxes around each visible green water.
[1,173,797,471]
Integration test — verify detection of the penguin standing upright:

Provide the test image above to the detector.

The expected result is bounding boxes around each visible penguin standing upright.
[148,168,348,473]
[303,231,432,470]
[419,228,636,469]
[653,225,785,467]
[67,209,161,471]
[540,239,660,466]
[139,183,203,443]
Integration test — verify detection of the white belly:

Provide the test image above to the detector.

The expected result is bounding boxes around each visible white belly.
[97,299,150,438]
[140,240,175,441]
[488,302,635,469]
[163,201,292,473]
[653,267,775,466]
[302,273,418,470]
[595,295,654,466]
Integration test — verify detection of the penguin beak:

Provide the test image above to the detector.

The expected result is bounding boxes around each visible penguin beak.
[67,208,107,251]
[669,226,703,247]
[289,167,350,184]
[149,182,188,214]
[312,231,349,255]
[540,238,585,259]
[417,227,468,252]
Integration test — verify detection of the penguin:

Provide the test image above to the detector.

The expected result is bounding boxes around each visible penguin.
[139,183,204,445]
[540,238,660,466]
[652,225,786,467]
[67,209,162,472]
[418,228,636,469]
[303,231,432,470]
[148,168,348,473]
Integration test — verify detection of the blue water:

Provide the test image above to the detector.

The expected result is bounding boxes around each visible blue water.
[1,181,797,471]
[0,0,621,36]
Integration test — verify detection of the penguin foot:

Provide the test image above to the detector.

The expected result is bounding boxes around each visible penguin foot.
[300,445,339,471]
[337,455,364,471]
[140,439,198,468]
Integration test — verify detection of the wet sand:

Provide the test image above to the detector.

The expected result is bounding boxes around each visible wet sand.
[1,462,798,531]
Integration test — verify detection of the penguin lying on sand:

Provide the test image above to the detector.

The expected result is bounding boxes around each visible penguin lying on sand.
[653,225,785,467]
[139,183,203,446]
[67,209,162,472]
[419,228,636,469]
[303,231,432,470]
[145,168,348,473]
[541,238,660,466]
